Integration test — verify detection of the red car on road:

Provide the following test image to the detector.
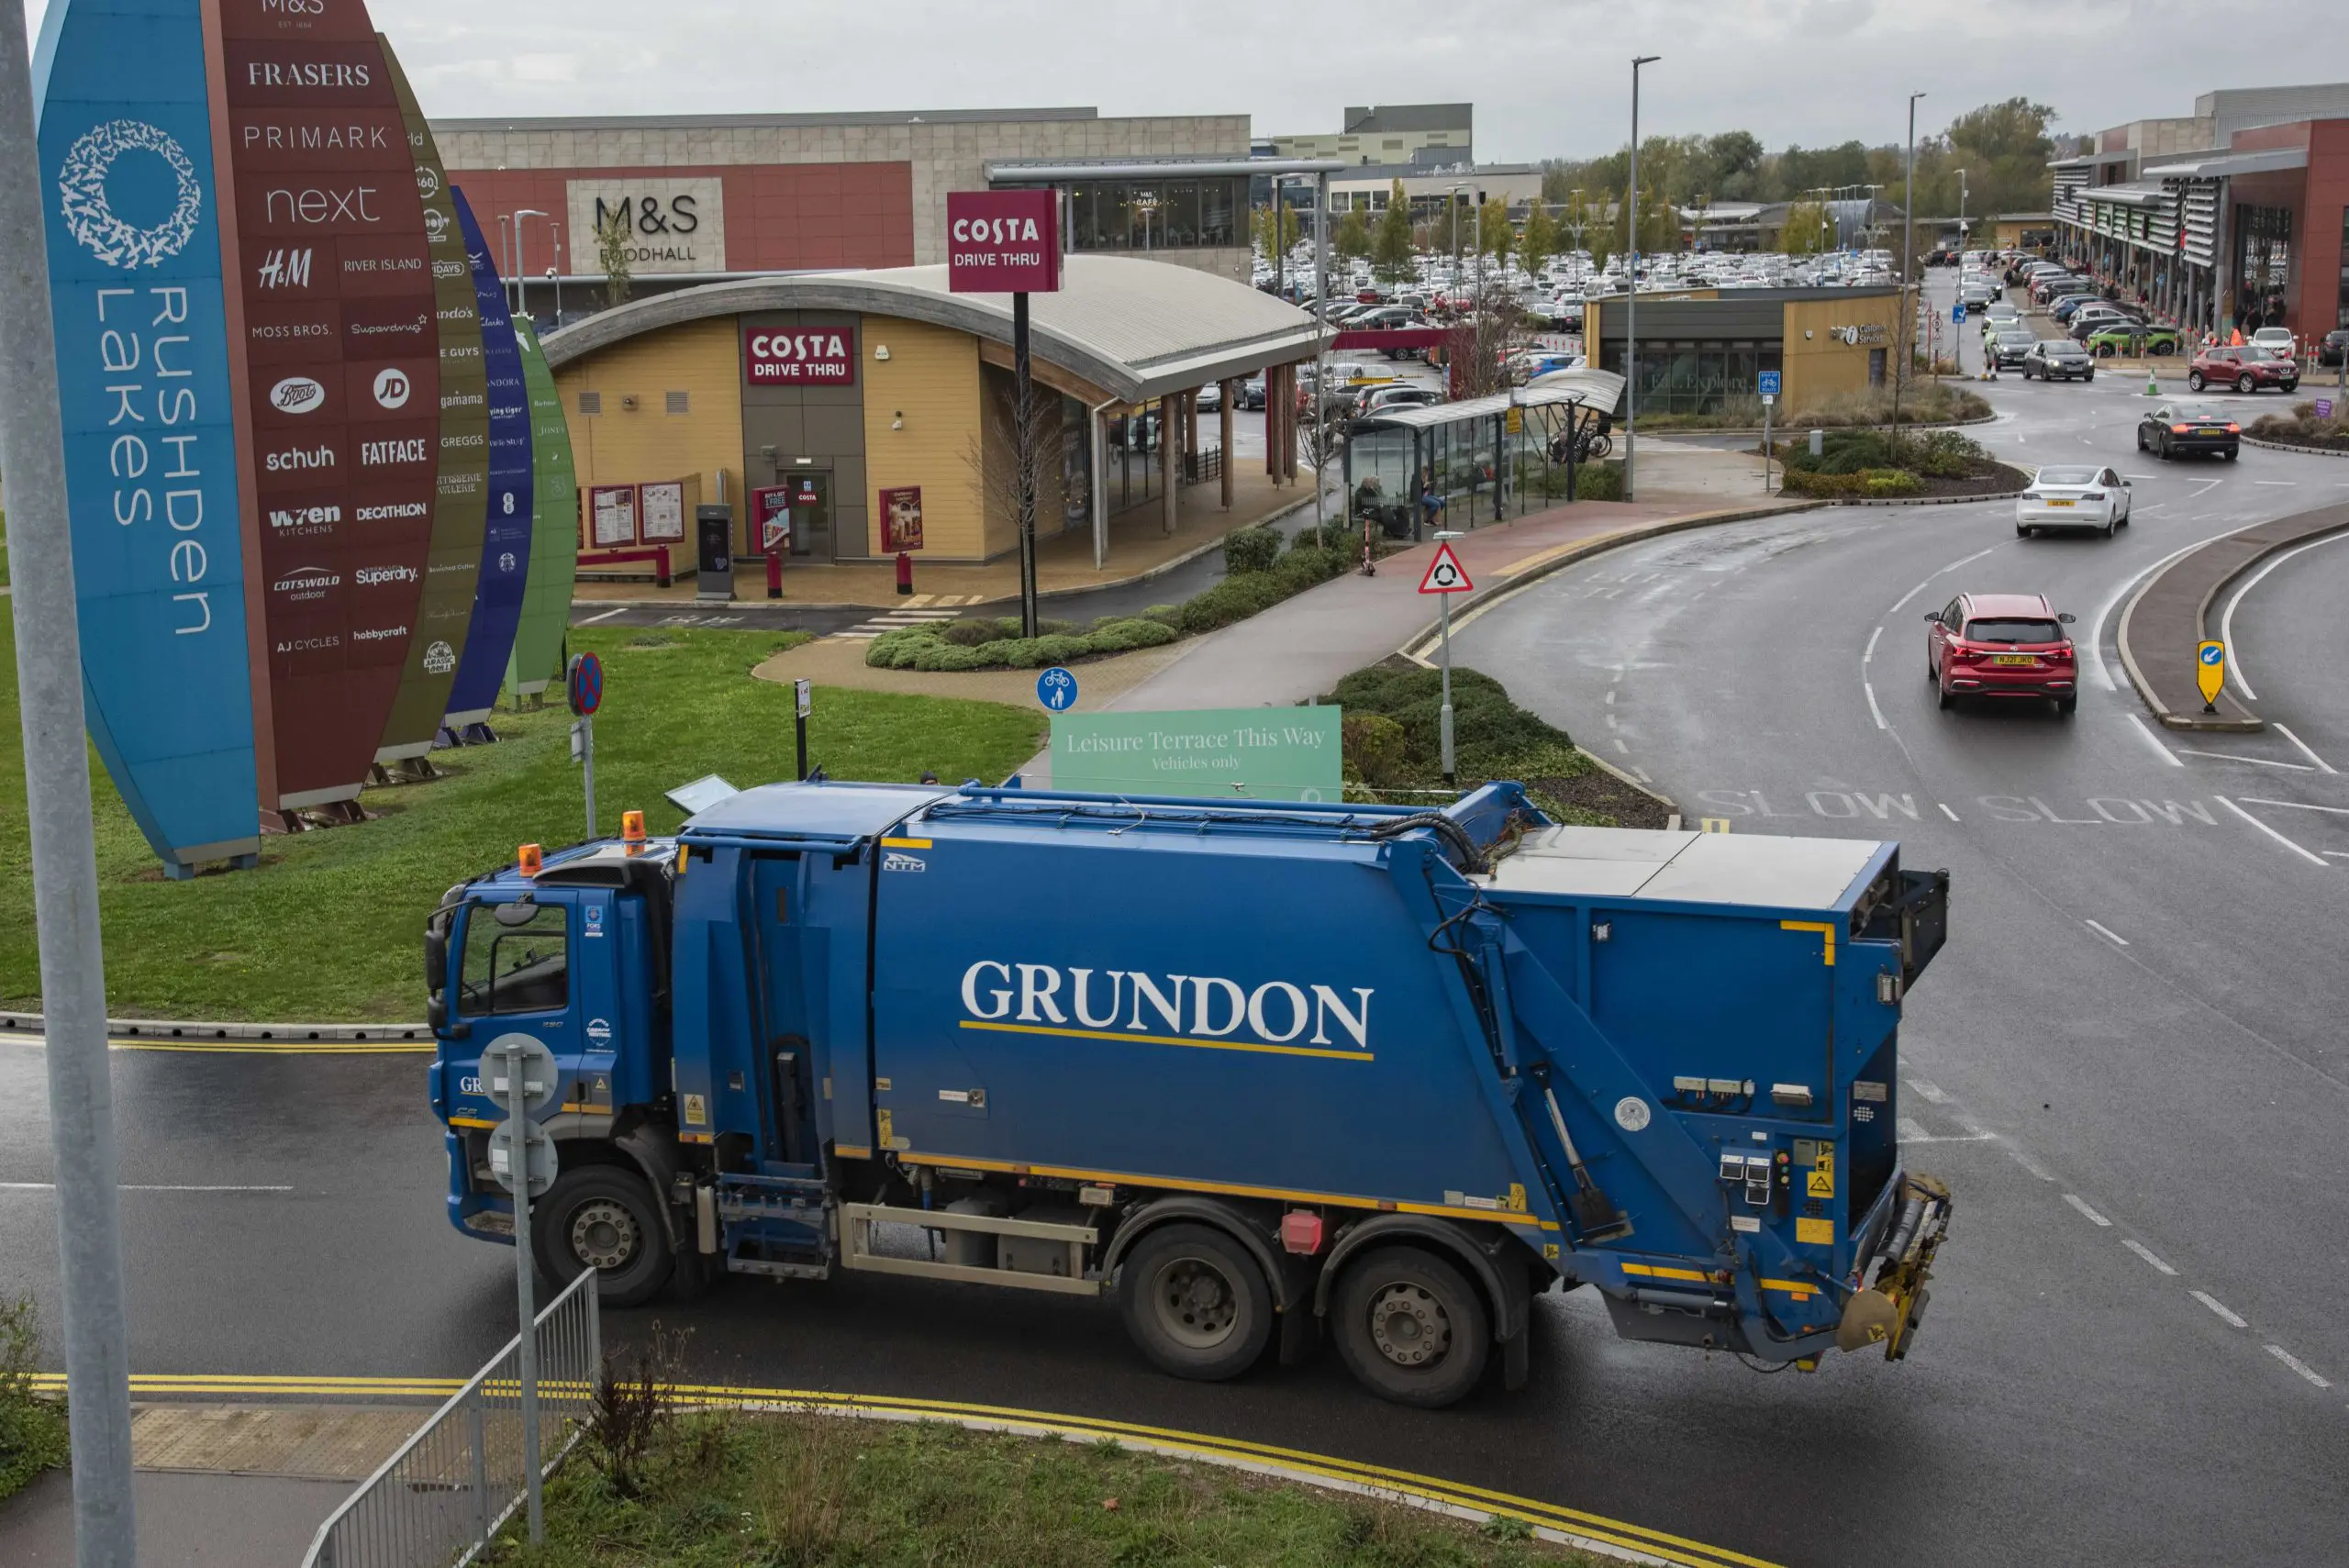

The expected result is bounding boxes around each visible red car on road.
[2187,344,2299,394]
[1926,592,2080,715]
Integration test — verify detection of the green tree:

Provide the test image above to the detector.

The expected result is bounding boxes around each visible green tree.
[1583,195,1615,272]
[1778,198,1832,256]
[1371,180,1416,282]
[1518,204,1557,278]
[596,208,633,308]
[1477,196,1514,263]
[1252,204,1300,264]
[1333,207,1372,265]
[1945,98,2059,215]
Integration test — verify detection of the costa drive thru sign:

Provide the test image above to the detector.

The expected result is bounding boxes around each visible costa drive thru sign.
[946,191,1060,294]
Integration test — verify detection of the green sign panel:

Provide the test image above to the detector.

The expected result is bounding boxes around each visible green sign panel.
[1052,707,1343,802]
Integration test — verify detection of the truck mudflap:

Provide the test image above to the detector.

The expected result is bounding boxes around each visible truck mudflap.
[1836,1171,1952,1360]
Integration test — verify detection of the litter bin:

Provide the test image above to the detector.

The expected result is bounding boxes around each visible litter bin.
[696,504,734,602]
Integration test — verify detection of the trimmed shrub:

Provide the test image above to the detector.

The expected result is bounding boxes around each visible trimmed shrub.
[1779,465,1920,499]
[1322,663,1571,780]
[1222,525,1282,574]
[1341,713,1408,787]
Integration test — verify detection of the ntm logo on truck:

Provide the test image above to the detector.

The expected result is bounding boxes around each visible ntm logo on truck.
[429,780,1954,1408]
[960,962,1375,1054]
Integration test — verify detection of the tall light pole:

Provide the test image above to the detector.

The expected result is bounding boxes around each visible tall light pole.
[1450,180,1469,306]
[1954,167,1969,256]
[513,208,549,320]
[1624,54,1661,503]
[1895,92,1924,436]
[548,222,564,325]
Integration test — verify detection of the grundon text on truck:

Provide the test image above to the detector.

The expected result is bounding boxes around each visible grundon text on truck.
[427,781,1954,1407]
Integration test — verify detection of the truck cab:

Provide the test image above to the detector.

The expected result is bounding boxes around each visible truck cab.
[429,781,1953,1407]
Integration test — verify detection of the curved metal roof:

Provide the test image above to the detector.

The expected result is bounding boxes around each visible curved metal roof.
[540,255,1323,405]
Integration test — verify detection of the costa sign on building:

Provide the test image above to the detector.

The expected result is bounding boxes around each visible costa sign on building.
[742,324,857,385]
[31,0,530,873]
[946,190,1061,294]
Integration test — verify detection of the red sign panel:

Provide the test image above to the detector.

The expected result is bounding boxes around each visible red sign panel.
[742,323,857,385]
[220,0,440,807]
[879,485,925,551]
[946,190,1061,294]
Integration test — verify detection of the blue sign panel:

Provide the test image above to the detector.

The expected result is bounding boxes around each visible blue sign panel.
[35,0,257,874]
[1036,666,1078,711]
[442,188,533,725]
[1756,370,1781,398]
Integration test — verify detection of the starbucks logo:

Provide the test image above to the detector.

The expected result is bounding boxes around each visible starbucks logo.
[58,119,204,270]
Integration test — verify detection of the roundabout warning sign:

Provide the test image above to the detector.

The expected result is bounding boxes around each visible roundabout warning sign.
[1418,541,1474,595]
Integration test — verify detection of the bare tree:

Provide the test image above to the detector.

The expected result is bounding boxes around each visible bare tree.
[963,366,1073,628]
[596,214,633,310]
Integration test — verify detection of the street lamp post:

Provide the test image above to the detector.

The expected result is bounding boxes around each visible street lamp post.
[1894,93,1924,436]
[1625,54,1661,503]
[513,208,548,320]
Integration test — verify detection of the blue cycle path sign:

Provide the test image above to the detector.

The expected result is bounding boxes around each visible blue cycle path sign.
[1036,666,1079,711]
[1756,371,1781,398]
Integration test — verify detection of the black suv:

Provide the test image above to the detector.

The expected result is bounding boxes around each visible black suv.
[2319,329,2349,369]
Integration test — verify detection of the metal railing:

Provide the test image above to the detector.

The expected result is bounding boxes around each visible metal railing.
[303,1266,601,1568]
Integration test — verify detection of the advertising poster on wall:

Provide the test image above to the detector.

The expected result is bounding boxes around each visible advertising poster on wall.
[33,0,262,873]
[590,484,636,546]
[373,36,486,765]
[879,485,925,551]
[639,481,686,541]
[221,0,440,810]
[440,186,533,728]
[505,316,579,698]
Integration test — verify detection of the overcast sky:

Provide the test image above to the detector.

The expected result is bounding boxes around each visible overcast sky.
[27,0,2349,158]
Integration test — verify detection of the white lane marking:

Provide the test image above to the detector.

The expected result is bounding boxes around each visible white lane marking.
[1864,625,1883,663]
[2252,480,2298,486]
[1887,546,1998,618]
[1612,739,1628,754]
[1605,712,1618,728]
[2191,1290,2249,1329]
[1938,801,1961,821]
[2239,795,2349,815]
[2270,725,2336,773]
[577,606,629,624]
[1604,689,1616,705]
[0,1182,295,1193]
[2084,918,2130,947]
[1906,1078,1948,1102]
[2266,1345,2333,1389]
[2123,473,2155,479]
[1626,764,1653,784]
[2063,1193,2113,1227]
[2188,478,2224,499]
[1865,682,1887,730]
[2177,749,2313,771]
[2087,537,2211,691]
[2007,1146,2055,1182]
[2215,794,2331,867]
[1898,1116,1930,1141]
[2221,531,2349,702]
[2124,714,2186,766]
[2121,1240,2177,1275]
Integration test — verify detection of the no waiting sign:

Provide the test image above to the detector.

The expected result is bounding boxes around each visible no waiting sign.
[1418,541,1475,595]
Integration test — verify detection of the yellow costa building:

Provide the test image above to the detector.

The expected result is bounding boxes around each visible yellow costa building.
[541,256,1320,568]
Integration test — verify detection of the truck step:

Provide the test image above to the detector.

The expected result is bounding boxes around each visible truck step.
[718,1171,829,1224]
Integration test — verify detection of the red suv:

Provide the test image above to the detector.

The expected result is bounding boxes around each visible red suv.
[1926,593,2079,715]
[2188,344,2299,394]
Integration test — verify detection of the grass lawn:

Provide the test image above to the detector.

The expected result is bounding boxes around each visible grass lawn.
[0,610,1043,1020]
[483,1407,1613,1568]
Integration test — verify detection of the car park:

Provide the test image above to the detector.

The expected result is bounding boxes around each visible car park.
[2084,321,2183,356]
[2015,464,2131,538]
[2021,339,2096,381]
[2137,401,2241,460]
[2188,344,2298,394]
[1354,384,1441,419]
[1926,593,2080,714]
[1240,375,1267,411]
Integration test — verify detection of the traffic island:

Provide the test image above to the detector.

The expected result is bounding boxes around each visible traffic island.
[2117,504,2349,731]
[475,1403,1650,1568]
[2243,402,2349,455]
[1768,429,2027,502]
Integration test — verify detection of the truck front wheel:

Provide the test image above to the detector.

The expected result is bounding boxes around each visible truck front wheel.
[1331,1247,1491,1408]
[533,1165,674,1309]
[1118,1223,1273,1382]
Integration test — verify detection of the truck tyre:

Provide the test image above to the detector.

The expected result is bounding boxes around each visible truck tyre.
[1330,1246,1490,1408]
[1118,1224,1273,1382]
[533,1166,674,1309]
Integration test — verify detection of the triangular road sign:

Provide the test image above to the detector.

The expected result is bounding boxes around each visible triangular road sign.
[1418,541,1475,595]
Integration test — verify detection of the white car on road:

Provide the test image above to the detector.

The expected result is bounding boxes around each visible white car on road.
[2017,464,2132,539]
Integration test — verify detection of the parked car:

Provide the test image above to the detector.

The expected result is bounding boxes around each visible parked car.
[2188,345,2298,394]
[1194,380,1222,412]
[1925,592,2080,715]
[2021,339,2096,381]
[2084,322,2183,357]
[2051,295,2111,324]
[1239,376,1267,411]
[1354,384,1441,419]
[2318,328,2349,368]
[2015,464,2131,538]
[2137,401,2241,461]
[2067,306,2146,340]
[2250,326,2297,359]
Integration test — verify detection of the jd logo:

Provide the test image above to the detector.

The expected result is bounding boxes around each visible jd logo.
[595,193,699,237]
[373,367,412,410]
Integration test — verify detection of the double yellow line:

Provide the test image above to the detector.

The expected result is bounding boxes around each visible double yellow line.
[28,1373,1778,1568]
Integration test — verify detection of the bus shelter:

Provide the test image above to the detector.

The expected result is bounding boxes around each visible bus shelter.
[1342,371,1625,543]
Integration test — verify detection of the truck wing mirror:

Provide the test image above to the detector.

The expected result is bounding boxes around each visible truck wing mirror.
[493,898,541,927]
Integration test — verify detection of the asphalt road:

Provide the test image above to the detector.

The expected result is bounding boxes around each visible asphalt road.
[6,274,2345,1567]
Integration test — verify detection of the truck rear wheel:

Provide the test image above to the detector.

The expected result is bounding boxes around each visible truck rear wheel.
[1118,1223,1273,1382]
[1331,1247,1490,1408]
[533,1166,674,1309]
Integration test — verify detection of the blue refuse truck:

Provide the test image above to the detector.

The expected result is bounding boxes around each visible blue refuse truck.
[427,780,1953,1407]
